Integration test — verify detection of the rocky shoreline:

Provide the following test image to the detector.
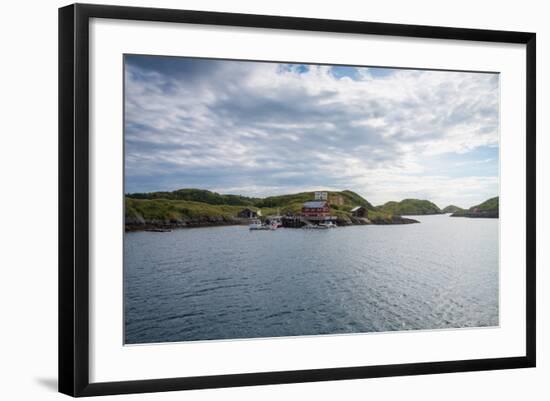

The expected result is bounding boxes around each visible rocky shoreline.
[450,211,498,218]
[369,216,420,225]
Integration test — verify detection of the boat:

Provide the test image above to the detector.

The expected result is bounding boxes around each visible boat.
[319,221,337,228]
[249,219,270,230]
[271,218,283,228]
[302,224,329,230]
[265,214,283,228]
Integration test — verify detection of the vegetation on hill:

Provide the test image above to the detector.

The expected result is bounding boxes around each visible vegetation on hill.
[255,189,375,212]
[125,198,257,223]
[125,188,407,229]
[377,199,442,216]
[340,190,376,210]
[128,188,375,210]
[126,188,259,206]
[451,196,499,218]
[442,205,464,214]
[474,196,499,212]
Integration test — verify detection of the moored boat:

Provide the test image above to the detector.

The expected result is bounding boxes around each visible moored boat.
[319,221,337,228]
[249,219,270,230]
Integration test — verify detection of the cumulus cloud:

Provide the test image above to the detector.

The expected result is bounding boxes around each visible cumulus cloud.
[124,55,499,208]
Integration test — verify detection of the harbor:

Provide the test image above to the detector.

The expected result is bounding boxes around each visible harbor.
[239,192,366,230]
[244,192,401,230]
[125,190,421,232]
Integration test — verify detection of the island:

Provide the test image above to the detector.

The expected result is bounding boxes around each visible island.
[125,189,420,231]
[377,199,443,216]
[450,196,499,218]
[442,205,464,214]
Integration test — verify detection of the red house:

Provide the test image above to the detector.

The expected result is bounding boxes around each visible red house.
[302,201,330,217]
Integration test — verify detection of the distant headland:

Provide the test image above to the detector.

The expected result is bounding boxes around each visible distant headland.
[449,197,499,218]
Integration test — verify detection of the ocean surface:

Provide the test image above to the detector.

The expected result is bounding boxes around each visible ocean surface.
[124,214,499,344]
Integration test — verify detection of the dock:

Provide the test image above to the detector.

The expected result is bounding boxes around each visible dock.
[281,215,338,228]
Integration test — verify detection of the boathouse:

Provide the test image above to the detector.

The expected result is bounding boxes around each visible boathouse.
[237,208,261,218]
[302,201,330,217]
[351,206,368,218]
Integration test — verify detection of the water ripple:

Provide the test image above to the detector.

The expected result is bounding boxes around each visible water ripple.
[124,216,499,343]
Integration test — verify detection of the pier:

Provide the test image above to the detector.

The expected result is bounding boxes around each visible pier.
[281,215,338,228]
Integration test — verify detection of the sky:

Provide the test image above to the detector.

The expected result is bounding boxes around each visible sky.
[124,55,499,209]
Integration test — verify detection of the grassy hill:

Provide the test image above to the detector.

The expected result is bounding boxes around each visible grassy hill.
[451,196,499,218]
[254,189,375,213]
[129,188,374,208]
[378,199,442,216]
[442,205,464,213]
[126,188,259,206]
[125,198,261,223]
[475,196,499,212]
[125,188,398,229]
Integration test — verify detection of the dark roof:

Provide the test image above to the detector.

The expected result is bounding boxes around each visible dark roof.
[350,206,366,212]
[303,201,328,208]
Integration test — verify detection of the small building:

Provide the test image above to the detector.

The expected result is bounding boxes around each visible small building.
[351,206,368,218]
[302,201,330,217]
[314,191,328,201]
[237,208,260,219]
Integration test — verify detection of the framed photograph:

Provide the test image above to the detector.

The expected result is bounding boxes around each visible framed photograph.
[59,3,536,397]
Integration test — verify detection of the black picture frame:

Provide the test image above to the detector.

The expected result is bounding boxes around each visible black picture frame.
[59,3,536,397]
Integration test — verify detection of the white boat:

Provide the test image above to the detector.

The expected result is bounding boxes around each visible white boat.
[265,215,283,228]
[249,219,270,230]
[271,218,283,228]
[319,221,337,228]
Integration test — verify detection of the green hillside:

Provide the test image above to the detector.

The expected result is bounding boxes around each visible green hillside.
[256,190,374,210]
[125,188,396,228]
[127,189,375,213]
[451,196,499,218]
[378,199,442,216]
[442,205,464,213]
[125,198,260,223]
[126,188,259,206]
[475,196,499,211]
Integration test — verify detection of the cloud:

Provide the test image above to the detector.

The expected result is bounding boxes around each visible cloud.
[124,55,499,207]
